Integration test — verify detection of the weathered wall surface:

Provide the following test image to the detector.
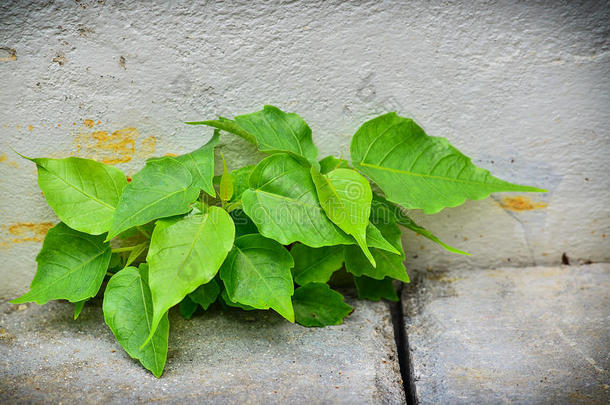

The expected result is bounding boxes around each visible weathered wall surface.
[1,0,608,297]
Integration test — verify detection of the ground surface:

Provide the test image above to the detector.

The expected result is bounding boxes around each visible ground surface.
[0,295,404,404]
[403,263,610,404]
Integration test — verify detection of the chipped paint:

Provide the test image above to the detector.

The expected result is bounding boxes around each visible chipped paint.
[73,125,155,164]
[500,196,548,211]
[3,222,54,243]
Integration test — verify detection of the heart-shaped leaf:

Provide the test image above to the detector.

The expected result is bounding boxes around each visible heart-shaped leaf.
[103,265,169,378]
[31,157,127,235]
[107,157,200,240]
[175,131,219,197]
[220,234,295,322]
[144,206,234,345]
[241,153,353,247]
[351,113,546,214]
[11,222,111,305]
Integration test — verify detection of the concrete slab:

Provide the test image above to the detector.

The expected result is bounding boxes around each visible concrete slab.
[0,295,405,404]
[402,263,610,404]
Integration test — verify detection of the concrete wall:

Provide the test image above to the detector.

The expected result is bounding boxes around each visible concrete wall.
[1,0,608,297]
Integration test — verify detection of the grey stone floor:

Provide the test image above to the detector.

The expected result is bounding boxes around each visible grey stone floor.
[0,294,404,404]
[2,263,609,404]
[403,263,610,404]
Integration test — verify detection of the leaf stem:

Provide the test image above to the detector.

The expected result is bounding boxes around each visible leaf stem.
[136,225,152,239]
[112,246,139,253]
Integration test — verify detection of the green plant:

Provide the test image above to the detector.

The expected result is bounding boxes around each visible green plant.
[11,105,545,377]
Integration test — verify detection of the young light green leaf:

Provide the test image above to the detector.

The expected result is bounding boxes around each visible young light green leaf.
[192,106,318,164]
[293,283,353,327]
[319,156,351,174]
[219,153,234,203]
[175,130,219,197]
[351,113,546,214]
[103,265,169,378]
[179,296,199,319]
[187,116,257,145]
[107,157,199,240]
[228,165,254,202]
[30,157,127,235]
[354,276,399,302]
[220,234,295,322]
[11,222,111,305]
[291,244,345,285]
[371,193,469,255]
[189,278,221,311]
[311,167,375,266]
[344,245,409,282]
[73,299,87,320]
[241,153,353,247]
[144,206,235,346]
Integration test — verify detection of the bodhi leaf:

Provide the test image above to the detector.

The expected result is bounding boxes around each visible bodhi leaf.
[354,276,399,302]
[107,157,200,240]
[103,265,169,378]
[144,206,234,346]
[175,130,219,197]
[189,278,221,311]
[293,283,353,327]
[351,113,546,214]
[29,157,127,235]
[191,106,318,164]
[220,234,295,322]
[311,167,375,266]
[228,165,255,202]
[371,193,469,255]
[291,244,345,285]
[11,222,111,305]
[241,153,353,247]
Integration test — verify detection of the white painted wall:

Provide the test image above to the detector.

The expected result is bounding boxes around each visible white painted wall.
[1,0,608,297]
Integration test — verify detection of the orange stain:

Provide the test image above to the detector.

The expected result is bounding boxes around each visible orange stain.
[83,119,95,128]
[57,124,61,127]
[164,153,178,157]
[136,136,157,158]
[75,127,140,164]
[0,153,6,162]
[500,196,547,211]
[28,125,33,131]
[6,222,55,243]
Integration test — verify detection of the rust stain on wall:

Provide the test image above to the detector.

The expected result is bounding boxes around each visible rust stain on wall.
[0,47,17,62]
[3,222,55,244]
[500,196,547,211]
[83,119,95,128]
[73,123,156,164]
[0,153,20,168]
[136,136,157,158]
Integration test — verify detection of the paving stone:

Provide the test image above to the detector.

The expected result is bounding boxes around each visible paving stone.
[0,295,404,404]
[402,263,610,404]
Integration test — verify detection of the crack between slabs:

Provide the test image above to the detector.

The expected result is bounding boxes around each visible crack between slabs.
[390,282,416,405]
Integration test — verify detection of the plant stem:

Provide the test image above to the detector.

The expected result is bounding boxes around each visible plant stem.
[112,246,139,253]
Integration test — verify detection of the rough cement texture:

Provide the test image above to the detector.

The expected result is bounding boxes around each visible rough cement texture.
[0,1,609,294]
[0,295,404,404]
[402,263,610,404]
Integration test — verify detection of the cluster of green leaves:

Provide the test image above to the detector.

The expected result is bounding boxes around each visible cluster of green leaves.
[12,105,545,377]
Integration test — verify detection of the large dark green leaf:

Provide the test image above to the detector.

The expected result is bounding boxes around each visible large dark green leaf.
[175,131,219,197]
[145,206,234,344]
[103,265,169,378]
[291,244,345,285]
[345,245,409,282]
[107,157,199,240]
[241,153,353,247]
[31,157,127,235]
[11,222,111,305]
[371,193,469,255]
[351,113,546,214]
[220,234,295,322]
[354,276,399,302]
[190,106,318,164]
[311,168,375,266]
[293,283,353,327]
